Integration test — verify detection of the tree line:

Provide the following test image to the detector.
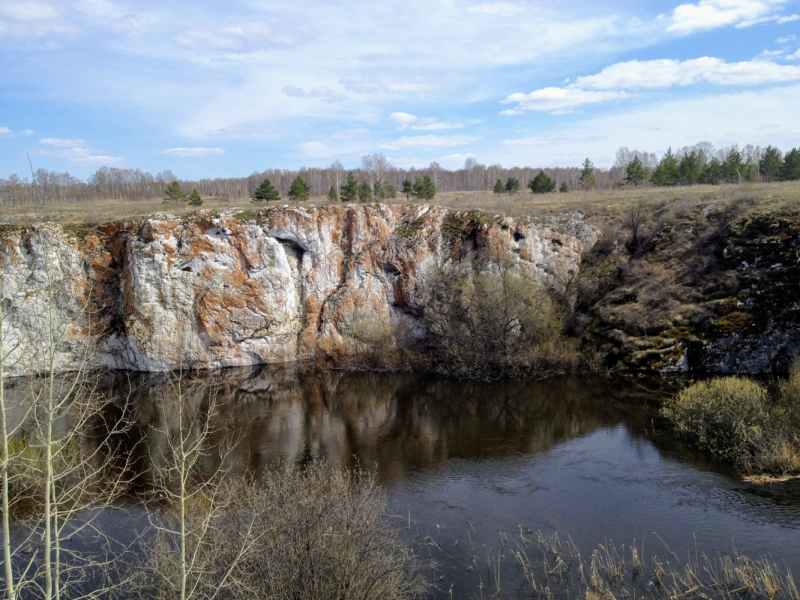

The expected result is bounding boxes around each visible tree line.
[1,142,798,206]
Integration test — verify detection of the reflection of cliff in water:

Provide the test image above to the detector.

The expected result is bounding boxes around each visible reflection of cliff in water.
[119,366,674,484]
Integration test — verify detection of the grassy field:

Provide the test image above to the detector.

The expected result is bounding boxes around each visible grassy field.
[3,181,800,236]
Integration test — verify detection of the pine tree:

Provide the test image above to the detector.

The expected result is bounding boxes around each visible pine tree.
[493,179,505,194]
[288,176,310,201]
[373,181,385,200]
[413,175,436,200]
[164,180,186,204]
[401,179,413,200]
[357,181,373,203]
[723,148,744,184]
[579,159,596,189]
[650,149,679,186]
[187,188,203,206]
[384,183,397,198]
[784,148,800,180]
[327,185,339,202]
[699,158,724,185]
[252,177,280,202]
[505,177,521,194]
[624,157,646,186]
[759,146,783,182]
[678,151,703,185]
[559,182,569,193]
[341,172,359,202]
[528,171,556,194]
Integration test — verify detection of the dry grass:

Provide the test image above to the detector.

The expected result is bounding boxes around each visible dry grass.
[3,181,799,233]
[472,529,800,600]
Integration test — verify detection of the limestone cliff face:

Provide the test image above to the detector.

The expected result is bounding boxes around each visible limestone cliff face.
[0,204,599,377]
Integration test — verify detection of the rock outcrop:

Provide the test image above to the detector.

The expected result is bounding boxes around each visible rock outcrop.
[0,204,599,377]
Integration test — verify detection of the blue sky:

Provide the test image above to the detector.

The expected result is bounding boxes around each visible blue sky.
[1,0,799,179]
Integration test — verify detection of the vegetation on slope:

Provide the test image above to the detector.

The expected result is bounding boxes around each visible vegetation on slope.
[662,364,800,477]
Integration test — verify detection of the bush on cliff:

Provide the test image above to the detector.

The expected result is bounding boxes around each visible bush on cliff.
[662,367,800,476]
[420,260,577,379]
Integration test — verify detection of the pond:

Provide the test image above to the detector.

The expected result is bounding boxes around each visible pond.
[7,366,800,597]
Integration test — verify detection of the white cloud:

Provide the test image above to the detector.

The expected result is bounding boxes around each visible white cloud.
[162,147,225,156]
[504,57,800,113]
[0,0,74,39]
[666,0,788,34]
[306,87,347,102]
[19,129,33,135]
[494,85,800,168]
[0,127,16,138]
[71,154,125,166]
[388,112,464,130]
[777,14,800,23]
[341,75,431,94]
[573,57,800,89]
[378,135,480,150]
[175,20,307,52]
[39,137,87,147]
[282,85,306,98]
[502,88,628,112]
[500,109,524,115]
[787,48,800,59]
[281,85,346,102]
[30,137,123,165]
[467,2,524,16]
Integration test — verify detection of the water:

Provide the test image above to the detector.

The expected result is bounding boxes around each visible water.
[8,367,800,597]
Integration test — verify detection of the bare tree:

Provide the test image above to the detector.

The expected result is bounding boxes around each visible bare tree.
[0,225,139,600]
[623,200,649,253]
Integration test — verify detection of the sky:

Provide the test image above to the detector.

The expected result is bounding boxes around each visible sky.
[1,0,799,179]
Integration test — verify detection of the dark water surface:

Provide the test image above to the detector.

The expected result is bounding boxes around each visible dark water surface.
[13,367,800,597]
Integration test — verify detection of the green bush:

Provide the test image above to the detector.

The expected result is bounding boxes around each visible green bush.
[662,369,800,475]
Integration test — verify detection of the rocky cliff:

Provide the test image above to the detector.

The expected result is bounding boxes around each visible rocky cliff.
[0,204,599,377]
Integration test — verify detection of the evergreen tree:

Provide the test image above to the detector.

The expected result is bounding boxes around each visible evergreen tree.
[579,159,596,189]
[164,180,186,204]
[327,185,339,202]
[699,158,724,185]
[722,148,744,183]
[341,172,359,202]
[528,171,556,194]
[782,148,800,180]
[505,177,521,194]
[357,181,373,203]
[559,182,569,193]
[288,176,310,201]
[493,179,505,194]
[252,177,280,202]
[401,178,413,200]
[650,148,680,186]
[624,156,646,186]
[384,183,397,198]
[759,146,783,182]
[187,188,203,206]
[678,151,703,185]
[373,181,385,199]
[413,175,436,200]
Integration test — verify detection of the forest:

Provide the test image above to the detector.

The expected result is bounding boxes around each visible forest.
[1,142,799,206]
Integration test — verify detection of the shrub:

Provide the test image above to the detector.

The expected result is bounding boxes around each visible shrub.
[662,371,800,475]
[421,260,577,379]
[143,463,427,600]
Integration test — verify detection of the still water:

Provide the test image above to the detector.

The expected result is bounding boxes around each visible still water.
[15,366,800,597]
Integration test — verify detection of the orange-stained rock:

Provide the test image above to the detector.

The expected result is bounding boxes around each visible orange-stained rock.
[0,205,599,376]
